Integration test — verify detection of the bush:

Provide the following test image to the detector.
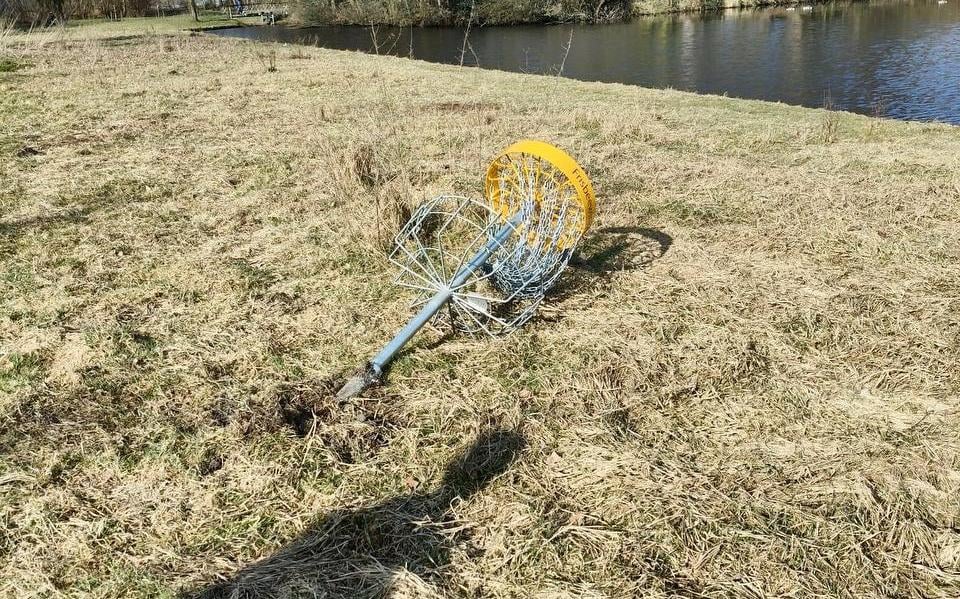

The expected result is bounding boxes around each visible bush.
[291,0,449,26]
[474,0,548,24]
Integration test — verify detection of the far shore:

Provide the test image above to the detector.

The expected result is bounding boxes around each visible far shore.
[6,0,858,33]
[286,0,851,27]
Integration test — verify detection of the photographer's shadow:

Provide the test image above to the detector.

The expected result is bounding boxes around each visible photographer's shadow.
[554,226,672,300]
[188,429,525,599]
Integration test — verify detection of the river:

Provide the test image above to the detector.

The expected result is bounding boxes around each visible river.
[213,0,960,124]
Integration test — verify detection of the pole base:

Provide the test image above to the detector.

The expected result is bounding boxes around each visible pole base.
[334,364,381,401]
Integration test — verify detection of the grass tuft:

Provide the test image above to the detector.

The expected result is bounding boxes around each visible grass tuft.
[0,57,27,72]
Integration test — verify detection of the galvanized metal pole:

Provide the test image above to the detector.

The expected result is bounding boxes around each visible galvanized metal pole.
[369,218,518,375]
[335,217,518,401]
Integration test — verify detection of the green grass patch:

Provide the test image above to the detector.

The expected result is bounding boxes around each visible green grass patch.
[0,57,28,73]
[0,351,47,392]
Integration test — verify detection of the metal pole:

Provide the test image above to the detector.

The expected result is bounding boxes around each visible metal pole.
[335,211,523,401]
[369,287,451,375]
[368,218,517,375]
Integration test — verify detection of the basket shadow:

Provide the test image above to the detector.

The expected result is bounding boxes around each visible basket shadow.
[551,226,673,301]
[185,429,525,599]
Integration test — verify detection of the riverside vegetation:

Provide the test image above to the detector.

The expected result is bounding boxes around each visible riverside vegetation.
[2,0,844,27]
[2,17,960,598]
[291,0,634,26]
[289,0,818,26]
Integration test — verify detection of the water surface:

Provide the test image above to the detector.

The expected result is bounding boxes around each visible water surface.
[214,1,960,124]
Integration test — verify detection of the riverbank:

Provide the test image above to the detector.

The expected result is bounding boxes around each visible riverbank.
[213,0,960,124]
[3,23,960,598]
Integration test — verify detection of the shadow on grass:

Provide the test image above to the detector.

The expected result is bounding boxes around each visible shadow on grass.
[552,226,672,300]
[572,226,672,273]
[187,429,525,599]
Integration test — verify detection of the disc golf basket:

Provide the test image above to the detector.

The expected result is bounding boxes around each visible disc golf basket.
[337,140,596,399]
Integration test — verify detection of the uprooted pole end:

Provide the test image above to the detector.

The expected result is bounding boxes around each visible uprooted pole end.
[334,363,381,401]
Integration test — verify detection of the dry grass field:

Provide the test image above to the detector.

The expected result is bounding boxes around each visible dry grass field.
[2,20,960,598]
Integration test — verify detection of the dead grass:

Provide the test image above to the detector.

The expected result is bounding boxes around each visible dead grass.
[1,22,960,599]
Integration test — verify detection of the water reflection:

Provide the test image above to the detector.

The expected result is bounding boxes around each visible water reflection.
[214,0,960,124]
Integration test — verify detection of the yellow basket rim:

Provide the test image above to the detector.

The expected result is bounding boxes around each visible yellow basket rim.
[484,139,596,233]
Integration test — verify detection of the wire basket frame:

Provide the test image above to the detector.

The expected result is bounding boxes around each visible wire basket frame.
[335,140,596,399]
[389,195,556,336]
[389,144,594,337]
[485,148,590,299]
